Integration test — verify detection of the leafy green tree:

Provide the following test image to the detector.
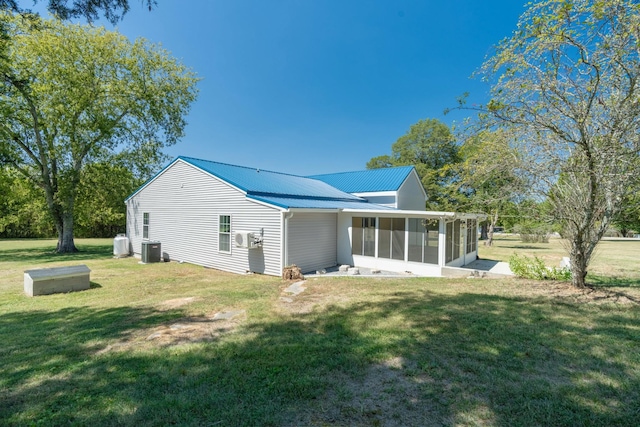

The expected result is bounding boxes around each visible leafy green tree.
[0,0,155,24]
[0,166,54,237]
[74,163,142,237]
[612,193,640,237]
[367,118,461,210]
[0,14,198,252]
[457,129,526,245]
[474,0,640,287]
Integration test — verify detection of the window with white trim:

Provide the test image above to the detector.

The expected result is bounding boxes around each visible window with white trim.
[143,212,149,239]
[219,215,231,252]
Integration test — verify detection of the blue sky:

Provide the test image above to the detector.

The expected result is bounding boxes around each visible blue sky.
[75,1,527,175]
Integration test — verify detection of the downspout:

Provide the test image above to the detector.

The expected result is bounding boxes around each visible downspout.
[283,211,294,267]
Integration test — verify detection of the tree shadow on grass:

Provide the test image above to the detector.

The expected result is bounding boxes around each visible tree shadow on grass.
[1,291,639,426]
[588,275,640,288]
[0,243,113,264]
[498,244,549,250]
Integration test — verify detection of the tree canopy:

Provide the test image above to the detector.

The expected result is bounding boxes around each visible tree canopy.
[457,129,527,244]
[367,118,461,211]
[475,0,640,287]
[0,0,154,23]
[0,13,198,251]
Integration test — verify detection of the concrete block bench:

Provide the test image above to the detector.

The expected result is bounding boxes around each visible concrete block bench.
[24,265,91,297]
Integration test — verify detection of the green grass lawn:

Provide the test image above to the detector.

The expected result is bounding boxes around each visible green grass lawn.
[1,238,639,426]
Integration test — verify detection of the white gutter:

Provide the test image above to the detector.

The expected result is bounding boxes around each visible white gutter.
[287,208,340,213]
[340,208,457,217]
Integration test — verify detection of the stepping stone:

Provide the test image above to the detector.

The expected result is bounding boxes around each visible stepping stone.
[284,280,306,295]
[212,310,245,321]
[170,323,188,330]
[279,296,293,303]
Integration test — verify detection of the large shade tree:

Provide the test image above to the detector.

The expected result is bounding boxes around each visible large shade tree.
[0,14,198,252]
[475,0,640,287]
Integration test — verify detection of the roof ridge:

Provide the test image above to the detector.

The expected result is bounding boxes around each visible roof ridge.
[308,165,414,178]
[179,155,311,179]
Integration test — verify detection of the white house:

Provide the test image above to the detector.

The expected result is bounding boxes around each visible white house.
[125,156,483,276]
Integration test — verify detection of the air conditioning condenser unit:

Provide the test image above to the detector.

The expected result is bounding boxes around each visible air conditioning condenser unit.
[235,231,257,249]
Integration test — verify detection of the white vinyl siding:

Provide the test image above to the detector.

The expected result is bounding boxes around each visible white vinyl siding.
[397,170,427,211]
[287,212,337,273]
[126,160,282,275]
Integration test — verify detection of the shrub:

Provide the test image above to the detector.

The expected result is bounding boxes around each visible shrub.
[509,253,572,281]
[512,223,551,243]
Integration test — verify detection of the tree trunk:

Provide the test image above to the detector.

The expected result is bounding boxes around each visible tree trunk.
[569,245,589,288]
[480,223,488,240]
[485,211,499,247]
[56,211,78,253]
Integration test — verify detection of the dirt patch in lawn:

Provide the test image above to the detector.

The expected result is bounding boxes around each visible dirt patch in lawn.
[158,296,199,310]
[285,356,450,427]
[95,310,245,354]
[277,280,355,314]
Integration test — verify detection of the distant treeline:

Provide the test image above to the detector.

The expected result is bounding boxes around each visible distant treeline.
[1,163,143,238]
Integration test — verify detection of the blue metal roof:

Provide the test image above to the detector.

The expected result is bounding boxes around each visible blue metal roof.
[309,166,416,193]
[126,156,408,210]
[180,156,363,201]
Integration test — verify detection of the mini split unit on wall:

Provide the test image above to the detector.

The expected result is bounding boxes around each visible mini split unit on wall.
[234,231,261,249]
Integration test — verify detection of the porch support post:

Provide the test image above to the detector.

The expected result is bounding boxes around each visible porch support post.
[462,219,468,266]
[438,218,446,267]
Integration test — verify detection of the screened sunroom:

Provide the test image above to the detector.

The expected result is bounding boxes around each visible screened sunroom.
[336,210,482,276]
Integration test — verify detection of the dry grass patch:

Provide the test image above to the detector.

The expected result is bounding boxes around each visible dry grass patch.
[158,296,199,310]
[277,278,362,314]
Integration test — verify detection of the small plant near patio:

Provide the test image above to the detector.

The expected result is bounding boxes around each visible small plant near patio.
[509,253,571,281]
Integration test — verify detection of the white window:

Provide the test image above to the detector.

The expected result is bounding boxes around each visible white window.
[143,213,149,239]
[219,215,231,252]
